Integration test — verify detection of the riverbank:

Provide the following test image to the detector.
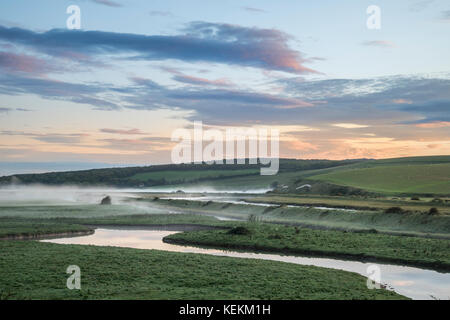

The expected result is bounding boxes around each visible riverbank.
[0,240,406,300]
[148,198,450,238]
[164,222,450,272]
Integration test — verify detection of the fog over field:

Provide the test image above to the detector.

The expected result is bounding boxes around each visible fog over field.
[0,185,270,205]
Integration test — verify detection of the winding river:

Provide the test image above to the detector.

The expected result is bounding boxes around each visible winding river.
[42,227,450,300]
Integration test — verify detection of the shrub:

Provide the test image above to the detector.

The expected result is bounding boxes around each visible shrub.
[411,197,420,201]
[428,208,439,215]
[385,207,404,214]
[227,226,251,235]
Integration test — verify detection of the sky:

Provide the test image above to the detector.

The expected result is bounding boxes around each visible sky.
[0,0,449,169]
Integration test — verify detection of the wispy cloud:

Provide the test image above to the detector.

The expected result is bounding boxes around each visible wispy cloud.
[0,107,32,113]
[242,7,266,14]
[439,10,450,22]
[0,131,89,144]
[362,40,396,48]
[161,67,233,87]
[415,121,450,128]
[83,0,122,7]
[0,73,120,110]
[100,128,146,135]
[333,123,369,129]
[0,23,317,74]
[0,51,60,75]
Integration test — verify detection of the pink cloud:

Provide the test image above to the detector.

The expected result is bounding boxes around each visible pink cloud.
[0,51,53,74]
[100,128,146,135]
[416,121,450,128]
[392,99,413,104]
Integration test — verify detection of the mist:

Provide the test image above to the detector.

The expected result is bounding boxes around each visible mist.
[0,184,270,206]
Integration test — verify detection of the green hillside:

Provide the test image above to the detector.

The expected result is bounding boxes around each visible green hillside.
[129,168,259,184]
[0,159,363,188]
[310,162,450,195]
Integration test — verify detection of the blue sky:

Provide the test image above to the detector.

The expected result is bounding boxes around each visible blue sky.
[0,0,449,167]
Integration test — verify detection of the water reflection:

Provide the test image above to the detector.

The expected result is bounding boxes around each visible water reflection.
[42,228,450,300]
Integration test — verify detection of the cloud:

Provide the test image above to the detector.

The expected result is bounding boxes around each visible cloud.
[242,7,266,14]
[99,137,174,151]
[100,128,146,135]
[0,131,88,144]
[415,121,450,128]
[33,134,87,144]
[0,73,120,110]
[0,51,59,75]
[392,99,413,104]
[333,123,369,129]
[161,67,233,87]
[172,74,233,87]
[362,40,396,48]
[85,0,122,7]
[0,23,317,74]
[0,107,32,113]
[440,10,450,22]
[124,76,314,124]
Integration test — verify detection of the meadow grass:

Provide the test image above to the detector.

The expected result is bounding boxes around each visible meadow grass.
[0,217,91,238]
[310,163,450,195]
[166,222,450,271]
[152,198,450,236]
[244,195,450,214]
[0,214,222,238]
[0,240,406,300]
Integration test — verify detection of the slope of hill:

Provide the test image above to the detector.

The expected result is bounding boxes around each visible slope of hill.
[308,157,450,195]
[0,159,364,188]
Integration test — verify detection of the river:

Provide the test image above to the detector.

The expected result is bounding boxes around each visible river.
[42,227,450,300]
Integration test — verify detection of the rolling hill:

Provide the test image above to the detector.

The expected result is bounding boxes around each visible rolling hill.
[307,156,450,195]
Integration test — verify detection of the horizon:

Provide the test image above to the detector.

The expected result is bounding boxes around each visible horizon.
[2,154,450,177]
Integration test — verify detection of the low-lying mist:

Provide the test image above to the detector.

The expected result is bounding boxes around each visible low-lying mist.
[0,185,142,205]
[0,184,271,206]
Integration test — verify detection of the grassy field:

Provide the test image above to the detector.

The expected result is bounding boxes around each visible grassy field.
[0,203,163,218]
[0,217,92,238]
[0,214,222,239]
[166,156,450,195]
[150,198,450,237]
[1,156,449,197]
[310,163,450,195]
[0,188,448,300]
[244,195,450,214]
[0,240,406,300]
[166,222,450,271]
